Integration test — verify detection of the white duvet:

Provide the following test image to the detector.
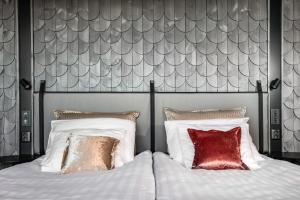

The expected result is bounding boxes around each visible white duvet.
[0,151,155,200]
[154,152,300,200]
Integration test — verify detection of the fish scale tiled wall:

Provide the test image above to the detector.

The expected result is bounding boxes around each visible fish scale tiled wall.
[282,0,300,152]
[0,0,273,155]
[0,0,18,156]
[33,0,268,92]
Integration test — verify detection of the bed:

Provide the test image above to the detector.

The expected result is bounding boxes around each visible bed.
[151,82,300,200]
[0,81,156,200]
[2,80,300,200]
[154,152,300,200]
[0,151,154,200]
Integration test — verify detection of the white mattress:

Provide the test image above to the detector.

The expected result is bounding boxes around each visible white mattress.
[154,152,300,200]
[0,151,155,200]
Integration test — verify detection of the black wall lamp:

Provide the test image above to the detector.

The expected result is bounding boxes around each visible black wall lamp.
[270,78,281,90]
[20,78,32,90]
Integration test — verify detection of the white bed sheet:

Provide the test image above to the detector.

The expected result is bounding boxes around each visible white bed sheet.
[154,152,300,200]
[0,151,155,200]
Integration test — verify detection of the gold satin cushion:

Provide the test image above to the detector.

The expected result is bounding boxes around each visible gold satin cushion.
[164,107,246,120]
[54,110,140,122]
[62,135,119,174]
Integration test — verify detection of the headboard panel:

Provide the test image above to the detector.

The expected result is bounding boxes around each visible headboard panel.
[33,81,268,155]
[154,93,269,153]
[33,93,151,154]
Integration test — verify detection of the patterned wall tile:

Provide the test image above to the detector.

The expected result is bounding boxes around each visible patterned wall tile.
[282,0,300,152]
[0,0,18,156]
[33,0,268,92]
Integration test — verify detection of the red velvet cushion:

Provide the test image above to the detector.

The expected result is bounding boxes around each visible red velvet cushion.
[188,127,248,170]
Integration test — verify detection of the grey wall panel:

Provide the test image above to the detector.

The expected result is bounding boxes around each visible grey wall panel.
[0,0,18,156]
[269,0,281,153]
[154,93,269,153]
[33,93,268,154]
[19,0,33,155]
[32,0,269,93]
[33,93,150,153]
[282,0,300,152]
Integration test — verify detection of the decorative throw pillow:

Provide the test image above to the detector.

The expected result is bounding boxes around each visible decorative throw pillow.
[41,129,125,173]
[188,127,248,170]
[164,118,251,164]
[49,118,136,169]
[54,110,140,122]
[176,122,261,170]
[164,107,246,121]
[62,135,119,174]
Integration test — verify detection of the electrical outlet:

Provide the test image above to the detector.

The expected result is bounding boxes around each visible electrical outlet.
[21,111,31,126]
[271,129,281,140]
[21,132,31,142]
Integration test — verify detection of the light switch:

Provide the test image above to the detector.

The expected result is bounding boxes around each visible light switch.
[21,111,31,126]
[271,109,280,125]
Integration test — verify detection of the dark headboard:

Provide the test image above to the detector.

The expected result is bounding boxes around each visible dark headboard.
[34,81,155,155]
[35,80,266,155]
[151,81,267,153]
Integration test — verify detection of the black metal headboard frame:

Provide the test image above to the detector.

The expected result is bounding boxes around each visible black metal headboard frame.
[148,80,264,153]
[38,80,46,155]
[257,81,264,153]
[38,80,264,155]
[37,80,156,155]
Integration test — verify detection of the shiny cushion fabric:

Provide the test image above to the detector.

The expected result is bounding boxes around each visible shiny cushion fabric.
[188,127,248,170]
[62,135,119,174]
[164,107,246,121]
[54,110,140,122]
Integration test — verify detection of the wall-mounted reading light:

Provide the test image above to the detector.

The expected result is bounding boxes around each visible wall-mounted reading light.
[270,78,281,90]
[20,78,32,90]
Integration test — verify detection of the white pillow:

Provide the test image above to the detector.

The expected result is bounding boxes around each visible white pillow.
[165,118,250,163]
[177,123,260,170]
[41,128,125,172]
[42,118,135,172]
[244,125,265,162]
[41,130,71,172]
[51,118,136,167]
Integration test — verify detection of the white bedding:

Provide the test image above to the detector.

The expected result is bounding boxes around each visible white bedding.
[154,152,300,200]
[0,151,155,200]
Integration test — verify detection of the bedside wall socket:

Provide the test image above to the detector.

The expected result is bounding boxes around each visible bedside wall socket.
[271,129,281,140]
[21,131,31,142]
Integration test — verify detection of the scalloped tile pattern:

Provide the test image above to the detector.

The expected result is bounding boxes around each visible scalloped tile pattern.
[0,0,18,156]
[282,0,300,152]
[33,0,268,92]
